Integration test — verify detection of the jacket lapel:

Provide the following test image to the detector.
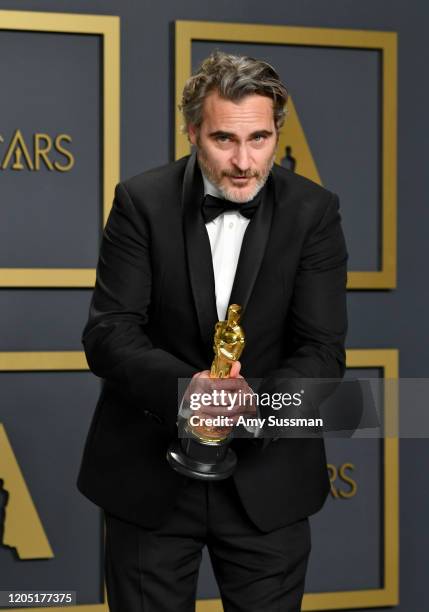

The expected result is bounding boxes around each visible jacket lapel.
[182,152,218,352]
[228,173,275,321]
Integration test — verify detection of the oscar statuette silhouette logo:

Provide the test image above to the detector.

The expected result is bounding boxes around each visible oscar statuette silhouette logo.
[167,304,245,480]
[0,478,13,560]
[0,424,53,560]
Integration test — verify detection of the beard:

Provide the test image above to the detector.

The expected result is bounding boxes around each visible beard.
[196,141,276,203]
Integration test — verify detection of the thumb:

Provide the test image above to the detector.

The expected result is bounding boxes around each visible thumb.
[229,361,241,378]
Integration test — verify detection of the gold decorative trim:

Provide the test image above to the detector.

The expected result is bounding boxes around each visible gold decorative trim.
[0,10,120,288]
[175,21,397,289]
[0,350,107,610]
[193,349,399,611]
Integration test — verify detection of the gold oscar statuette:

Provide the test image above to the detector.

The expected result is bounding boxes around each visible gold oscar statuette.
[167,304,245,480]
[189,304,245,442]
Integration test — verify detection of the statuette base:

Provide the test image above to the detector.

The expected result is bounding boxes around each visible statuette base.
[167,437,237,481]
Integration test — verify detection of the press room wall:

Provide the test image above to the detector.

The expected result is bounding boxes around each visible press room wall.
[0,1,427,610]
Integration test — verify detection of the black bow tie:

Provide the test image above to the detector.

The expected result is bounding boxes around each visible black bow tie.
[202,193,260,223]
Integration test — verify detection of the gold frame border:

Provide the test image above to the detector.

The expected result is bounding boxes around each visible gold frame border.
[174,21,398,290]
[0,10,120,288]
[0,349,398,611]
[0,350,107,611]
[194,349,399,611]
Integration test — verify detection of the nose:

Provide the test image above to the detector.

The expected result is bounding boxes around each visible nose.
[231,143,250,173]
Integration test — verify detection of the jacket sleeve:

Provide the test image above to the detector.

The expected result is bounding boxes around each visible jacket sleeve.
[258,192,348,423]
[82,182,198,425]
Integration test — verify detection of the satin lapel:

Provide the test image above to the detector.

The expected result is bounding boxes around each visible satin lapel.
[182,152,218,352]
[229,173,275,319]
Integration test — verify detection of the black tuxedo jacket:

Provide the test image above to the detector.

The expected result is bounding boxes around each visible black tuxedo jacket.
[77,153,348,532]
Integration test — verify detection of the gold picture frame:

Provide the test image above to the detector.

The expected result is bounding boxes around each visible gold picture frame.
[175,21,397,289]
[0,350,108,611]
[0,349,399,611]
[0,11,120,288]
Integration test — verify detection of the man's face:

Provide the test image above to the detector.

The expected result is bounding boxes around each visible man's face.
[188,91,278,203]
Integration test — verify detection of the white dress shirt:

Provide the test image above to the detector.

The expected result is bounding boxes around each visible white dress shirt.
[202,174,250,321]
[201,172,260,436]
[177,173,260,437]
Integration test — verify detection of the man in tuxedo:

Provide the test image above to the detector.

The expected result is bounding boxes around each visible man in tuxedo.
[77,51,348,611]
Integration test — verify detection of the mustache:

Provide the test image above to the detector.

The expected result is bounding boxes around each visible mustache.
[221,169,260,179]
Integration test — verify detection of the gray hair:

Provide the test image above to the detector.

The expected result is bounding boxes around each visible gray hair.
[180,51,288,133]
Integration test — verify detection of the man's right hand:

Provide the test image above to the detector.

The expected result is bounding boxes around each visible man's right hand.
[183,361,256,426]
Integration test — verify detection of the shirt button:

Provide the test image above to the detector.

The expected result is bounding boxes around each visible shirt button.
[228,222,234,229]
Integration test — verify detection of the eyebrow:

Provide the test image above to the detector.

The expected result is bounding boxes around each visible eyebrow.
[209,129,274,139]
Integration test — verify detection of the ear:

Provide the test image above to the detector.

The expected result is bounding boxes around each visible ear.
[187,123,198,146]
